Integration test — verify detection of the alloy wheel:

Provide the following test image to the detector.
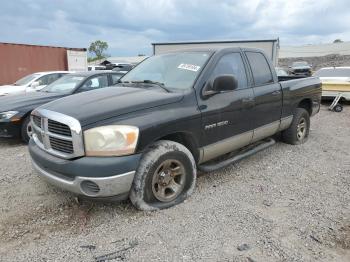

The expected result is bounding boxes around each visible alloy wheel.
[152,159,186,202]
[297,118,307,140]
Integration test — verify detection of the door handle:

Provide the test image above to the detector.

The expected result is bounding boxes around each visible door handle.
[272,90,281,96]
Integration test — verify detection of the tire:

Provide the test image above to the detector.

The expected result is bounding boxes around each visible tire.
[334,104,343,113]
[21,116,32,144]
[130,140,196,211]
[282,108,310,145]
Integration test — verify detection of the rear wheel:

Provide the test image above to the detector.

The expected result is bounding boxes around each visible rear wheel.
[282,108,310,145]
[21,116,32,144]
[130,140,196,211]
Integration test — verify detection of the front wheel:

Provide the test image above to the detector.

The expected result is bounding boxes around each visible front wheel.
[282,108,310,145]
[130,140,196,211]
[21,116,32,144]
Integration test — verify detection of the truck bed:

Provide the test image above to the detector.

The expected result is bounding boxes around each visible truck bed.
[279,76,322,118]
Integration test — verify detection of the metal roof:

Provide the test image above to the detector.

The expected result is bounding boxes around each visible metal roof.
[0,42,86,51]
[152,39,279,46]
[89,56,148,66]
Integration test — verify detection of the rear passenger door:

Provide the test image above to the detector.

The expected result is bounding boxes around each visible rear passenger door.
[245,51,283,142]
[199,52,255,163]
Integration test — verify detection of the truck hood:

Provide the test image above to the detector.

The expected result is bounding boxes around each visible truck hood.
[0,85,26,96]
[38,86,184,126]
[0,91,65,112]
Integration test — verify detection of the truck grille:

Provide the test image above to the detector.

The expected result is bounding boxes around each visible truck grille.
[49,137,74,154]
[48,119,72,137]
[32,115,42,128]
[31,109,84,159]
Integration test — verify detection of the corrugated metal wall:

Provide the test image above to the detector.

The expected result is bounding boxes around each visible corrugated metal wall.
[0,43,84,85]
[152,39,280,66]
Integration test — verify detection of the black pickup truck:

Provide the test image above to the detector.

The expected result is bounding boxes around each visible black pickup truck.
[28,48,321,210]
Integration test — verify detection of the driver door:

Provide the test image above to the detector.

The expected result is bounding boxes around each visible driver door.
[199,52,255,163]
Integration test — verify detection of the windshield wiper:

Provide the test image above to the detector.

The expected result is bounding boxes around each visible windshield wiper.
[130,80,170,93]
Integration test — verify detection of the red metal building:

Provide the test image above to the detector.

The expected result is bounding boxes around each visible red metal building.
[0,42,86,85]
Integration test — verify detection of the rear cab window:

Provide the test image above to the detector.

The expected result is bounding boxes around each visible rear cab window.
[245,52,274,86]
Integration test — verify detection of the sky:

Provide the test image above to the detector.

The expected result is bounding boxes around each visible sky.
[0,0,349,56]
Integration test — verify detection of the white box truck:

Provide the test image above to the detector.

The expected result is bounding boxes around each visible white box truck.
[152,39,280,66]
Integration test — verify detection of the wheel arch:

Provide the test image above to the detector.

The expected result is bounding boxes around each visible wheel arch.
[297,98,312,115]
[152,132,200,163]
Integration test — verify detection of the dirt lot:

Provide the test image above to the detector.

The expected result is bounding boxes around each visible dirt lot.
[0,105,349,262]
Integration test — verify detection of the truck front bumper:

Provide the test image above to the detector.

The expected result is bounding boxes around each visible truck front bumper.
[29,139,142,199]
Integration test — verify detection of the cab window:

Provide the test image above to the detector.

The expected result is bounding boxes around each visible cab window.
[245,52,274,86]
[211,53,248,90]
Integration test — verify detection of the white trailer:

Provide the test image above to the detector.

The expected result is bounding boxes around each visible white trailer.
[152,39,280,66]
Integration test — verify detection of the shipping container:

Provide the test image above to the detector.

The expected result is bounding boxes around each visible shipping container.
[0,43,87,85]
[152,39,280,66]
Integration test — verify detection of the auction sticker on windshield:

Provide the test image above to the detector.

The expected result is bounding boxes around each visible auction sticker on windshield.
[178,64,201,72]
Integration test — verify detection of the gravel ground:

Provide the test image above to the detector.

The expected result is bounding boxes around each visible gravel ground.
[279,54,350,71]
[0,105,349,262]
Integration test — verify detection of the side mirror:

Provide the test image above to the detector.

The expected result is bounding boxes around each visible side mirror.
[205,75,238,96]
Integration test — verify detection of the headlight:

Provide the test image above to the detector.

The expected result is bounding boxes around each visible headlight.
[0,111,19,122]
[84,125,139,156]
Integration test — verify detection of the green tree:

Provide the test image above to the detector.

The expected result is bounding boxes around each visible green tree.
[88,40,108,59]
[333,39,343,43]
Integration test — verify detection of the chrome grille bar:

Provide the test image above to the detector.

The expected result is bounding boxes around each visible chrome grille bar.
[31,109,85,159]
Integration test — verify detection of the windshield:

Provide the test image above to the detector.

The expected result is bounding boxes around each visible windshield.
[14,73,41,86]
[292,62,309,67]
[314,68,350,77]
[121,52,211,90]
[41,75,85,93]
